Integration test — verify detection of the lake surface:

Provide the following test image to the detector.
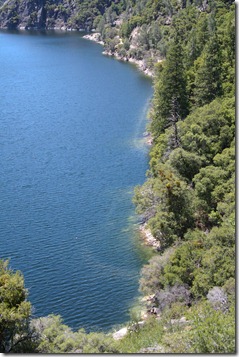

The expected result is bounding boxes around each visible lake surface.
[0,30,152,331]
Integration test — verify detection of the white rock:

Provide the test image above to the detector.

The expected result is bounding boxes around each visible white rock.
[112,326,128,340]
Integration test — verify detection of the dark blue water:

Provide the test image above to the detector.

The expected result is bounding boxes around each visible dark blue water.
[0,30,152,331]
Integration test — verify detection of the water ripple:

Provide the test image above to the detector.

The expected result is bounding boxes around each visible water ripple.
[0,30,152,332]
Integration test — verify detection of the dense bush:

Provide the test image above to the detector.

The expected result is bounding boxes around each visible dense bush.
[133,0,235,352]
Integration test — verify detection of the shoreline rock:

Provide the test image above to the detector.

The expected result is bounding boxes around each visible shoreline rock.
[83,32,154,78]
[128,57,154,77]
[112,321,145,340]
[139,223,160,250]
[143,131,153,145]
[103,50,154,77]
[3,25,83,31]
[112,326,128,340]
[83,32,104,45]
[83,33,158,250]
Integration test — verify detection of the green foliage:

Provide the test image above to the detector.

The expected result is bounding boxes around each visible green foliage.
[0,260,33,353]
[191,245,235,297]
[150,36,188,138]
[121,15,144,37]
[162,303,235,353]
[160,301,189,322]
[187,303,235,353]
[168,147,202,182]
[115,317,164,353]
[134,163,194,249]
[178,97,234,164]
[139,247,175,295]
[56,0,237,351]
[222,277,235,305]
[191,34,222,107]
[163,235,205,288]
[0,262,119,353]
[33,315,118,353]
[159,222,235,299]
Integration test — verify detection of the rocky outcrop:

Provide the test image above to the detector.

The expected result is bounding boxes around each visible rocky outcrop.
[0,0,72,29]
[83,32,104,45]
[0,0,109,30]
[139,223,160,250]
[112,326,128,340]
[112,321,145,340]
[83,32,157,78]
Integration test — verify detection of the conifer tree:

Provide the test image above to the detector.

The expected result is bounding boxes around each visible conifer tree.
[192,33,222,107]
[151,35,188,140]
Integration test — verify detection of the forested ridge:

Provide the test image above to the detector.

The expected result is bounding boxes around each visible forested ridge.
[0,0,235,353]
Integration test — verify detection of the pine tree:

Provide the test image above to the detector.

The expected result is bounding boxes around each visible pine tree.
[151,35,189,140]
[192,33,222,107]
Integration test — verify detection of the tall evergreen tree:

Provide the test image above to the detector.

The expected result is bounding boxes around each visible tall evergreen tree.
[151,35,189,140]
[192,33,222,107]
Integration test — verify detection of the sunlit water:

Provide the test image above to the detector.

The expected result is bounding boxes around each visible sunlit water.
[0,30,153,331]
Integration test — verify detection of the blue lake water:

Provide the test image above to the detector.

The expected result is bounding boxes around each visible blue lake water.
[0,30,153,331]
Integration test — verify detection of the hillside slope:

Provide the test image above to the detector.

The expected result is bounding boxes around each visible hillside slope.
[0,0,112,30]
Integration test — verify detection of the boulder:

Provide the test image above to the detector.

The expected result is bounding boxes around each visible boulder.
[112,326,128,340]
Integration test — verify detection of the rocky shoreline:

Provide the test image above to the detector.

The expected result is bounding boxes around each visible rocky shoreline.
[83,32,159,251]
[0,25,154,77]
[83,32,154,78]
[83,32,104,45]
[83,30,162,329]
[139,223,160,251]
